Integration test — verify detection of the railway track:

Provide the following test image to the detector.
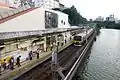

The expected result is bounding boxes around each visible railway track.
[40,44,80,80]
[59,45,79,66]
[16,43,90,80]
[38,31,95,80]
[16,44,77,80]
[16,31,95,80]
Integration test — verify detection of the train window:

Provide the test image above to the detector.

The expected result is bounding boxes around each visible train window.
[74,36,82,41]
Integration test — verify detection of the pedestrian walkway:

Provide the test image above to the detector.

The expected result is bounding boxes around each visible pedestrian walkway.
[0,40,73,80]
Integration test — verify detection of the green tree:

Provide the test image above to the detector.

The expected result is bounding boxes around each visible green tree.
[62,5,88,26]
[53,6,88,26]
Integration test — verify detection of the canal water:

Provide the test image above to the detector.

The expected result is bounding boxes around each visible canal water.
[73,29,120,80]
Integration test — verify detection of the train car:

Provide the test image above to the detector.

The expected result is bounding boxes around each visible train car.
[73,28,94,46]
[73,32,86,46]
[86,28,94,39]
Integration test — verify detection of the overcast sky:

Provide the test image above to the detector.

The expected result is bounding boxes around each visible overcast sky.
[60,0,120,20]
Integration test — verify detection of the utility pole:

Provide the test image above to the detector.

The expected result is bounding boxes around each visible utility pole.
[51,40,65,80]
[51,51,58,80]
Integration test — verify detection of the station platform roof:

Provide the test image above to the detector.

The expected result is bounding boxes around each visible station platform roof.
[0,2,13,12]
[0,7,12,12]
[0,28,81,40]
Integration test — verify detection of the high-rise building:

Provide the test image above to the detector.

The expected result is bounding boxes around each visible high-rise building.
[9,0,21,8]
[106,17,109,21]
[114,18,120,23]
[0,0,60,9]
[0,0,21,8]
[22,0,60,9]
[95,16,104,22]
[89,19,93,22]
[106,14,115,22]
[109,14,115,22]
[59,3,65,10]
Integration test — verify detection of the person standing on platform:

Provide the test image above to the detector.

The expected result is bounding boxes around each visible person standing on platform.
[9,57,12,70]
[29,51,33,60]
[6,60,9,69]
[2,59,6,71]
[65,39,67,43]
[11,57,14,70]
[9,57,14,70]
[16,56,21,67]
[36,49,40,59]
[46,46,48,52]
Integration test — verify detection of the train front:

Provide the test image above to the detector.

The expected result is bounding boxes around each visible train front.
[73,36,82,46]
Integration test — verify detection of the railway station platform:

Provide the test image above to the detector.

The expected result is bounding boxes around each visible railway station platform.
[0,39,73,80]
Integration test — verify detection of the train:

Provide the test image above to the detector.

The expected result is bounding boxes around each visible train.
[73,28,94,46]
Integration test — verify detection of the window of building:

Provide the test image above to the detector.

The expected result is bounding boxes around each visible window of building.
[48,17,51,20]
[61,20,63,23]
[64,22,65,25]
[45,11,58,28]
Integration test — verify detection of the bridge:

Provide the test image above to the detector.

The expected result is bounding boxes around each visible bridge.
[0,5,97,80]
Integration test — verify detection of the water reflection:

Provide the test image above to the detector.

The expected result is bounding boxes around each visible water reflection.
[73,29,120,80]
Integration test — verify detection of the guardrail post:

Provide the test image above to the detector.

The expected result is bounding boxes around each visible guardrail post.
[51,51,58,80]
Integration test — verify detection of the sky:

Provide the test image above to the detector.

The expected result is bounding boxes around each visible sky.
[60,0,120,20]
